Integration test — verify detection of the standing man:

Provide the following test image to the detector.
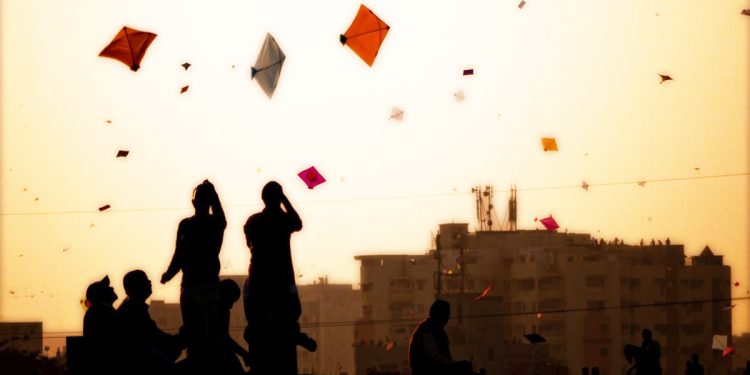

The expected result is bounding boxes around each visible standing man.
[161,180,228,374]
[640,328,662,375]
[243,181,308,375]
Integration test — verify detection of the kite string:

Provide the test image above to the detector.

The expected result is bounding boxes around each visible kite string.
[0,171,748,217]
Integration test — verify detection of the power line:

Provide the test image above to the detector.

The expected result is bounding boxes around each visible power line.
[1,172,748,217]
[10,295,747,339]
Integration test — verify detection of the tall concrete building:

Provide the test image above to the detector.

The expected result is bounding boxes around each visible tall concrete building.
[0,322,43,355]
[354,223,732,375]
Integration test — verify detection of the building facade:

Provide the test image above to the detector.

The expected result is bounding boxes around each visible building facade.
[354,223,733,375]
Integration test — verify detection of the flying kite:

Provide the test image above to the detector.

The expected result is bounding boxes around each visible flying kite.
[581,182,589,191]
[539,216,559,231]
[475,285,492,300]
[251,33,286,98]
[637,181,646,187]
[389,107,403,121]
[116,150,129,158]
[385,341,395,352]
[659,74,673,84]
[541,138,558,151]
[454,90,465,102]
[298,166,326,189]
[518,1,527,9]
[722,304,736,311]
[463,69,474,76]
[98,204,111,212]
[741,9,750,16]
[180,85,189,94]
[722,347,735,358]
[181,62,191,70]
[99,27,157,71]
[712,335,728,351]
[524,333,545,344]
[340,4,390,66]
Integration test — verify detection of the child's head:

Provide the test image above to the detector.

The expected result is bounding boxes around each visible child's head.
[123,270,152,301]
[219,279,241,308]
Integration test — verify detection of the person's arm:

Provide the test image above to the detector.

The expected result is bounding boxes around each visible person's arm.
[422,332,455,365]
[281,194,302,232]
[205,180,226,229]
[161,221,186,284]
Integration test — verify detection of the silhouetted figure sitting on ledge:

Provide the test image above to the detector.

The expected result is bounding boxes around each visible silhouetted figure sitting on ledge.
[82,275,118,375]
[162,179,229,374]
[685,353,704,375]
[218,279,251,374]
[243,181,316,375]
[117,270,185,375]
[409,300,482,375]
[623,344,642,375]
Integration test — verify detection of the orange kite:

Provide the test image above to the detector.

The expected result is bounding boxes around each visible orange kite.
[99,26,157,71]
[340,4,390,66]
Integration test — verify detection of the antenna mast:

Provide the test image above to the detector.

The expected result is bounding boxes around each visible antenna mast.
[472,185,499,231]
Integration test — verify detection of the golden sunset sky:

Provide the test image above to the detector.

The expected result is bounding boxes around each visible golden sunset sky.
[1,0,749,336]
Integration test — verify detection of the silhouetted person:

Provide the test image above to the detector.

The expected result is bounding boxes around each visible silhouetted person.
[591,368,599,375]
[686,354,703,375]
[650,239,656,246]
[82,275,118,375]
[218,279,251,374]
[640,328,662,375]
[409,300,477,375]
[243,181,315,375]
[581,367,589,375]
[624,344,642,375]
[161,180,229,374]
[743,360,749,375]
[665,238,671,246]
[117,270,185,375]
[685,360,693,375]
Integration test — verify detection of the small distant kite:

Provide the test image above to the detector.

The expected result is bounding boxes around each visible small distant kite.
[181,62,191,70]
[734,281,740,287]
[541,138,558,151]
[180,85,189,94]
[116,150,129,158]
[539,216,559,231]
[659,74,673,84]
[105,120,112,124]
[298,166,326,189]
[385,341,395,352]
[99,26,157,71]
[463,69,474,76]
[475,285,491,300]
[722,304,736,311]
[251,33,286,98]
[741,9,750,16]
[518,1,527,9]
[454,90,465,102]
[389,107,404,121]
[637,181,646,187]
[581,182,589,191]
[340,4,390,66]
[98,204,111,212]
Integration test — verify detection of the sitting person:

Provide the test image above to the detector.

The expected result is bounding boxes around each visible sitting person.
[82,275,119,375]
[218,279,252,374]
[116,270,185,375]
[409,300,478,375]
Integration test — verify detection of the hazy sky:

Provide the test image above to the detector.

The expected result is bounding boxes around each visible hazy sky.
[2,0,749,336]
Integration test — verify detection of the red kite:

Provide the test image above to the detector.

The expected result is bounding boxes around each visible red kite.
[540,216,559,231]
[181,62,191,70]
[298,166,326,189]
[741,9,750,16]
[722,347,735,358]
[180,85,189,94]
[385,341,395,351]
[116,150,129,158]
[99,27,157,71]
[582,181,589,191]
[475,285,491,300]
[340,4,390,66]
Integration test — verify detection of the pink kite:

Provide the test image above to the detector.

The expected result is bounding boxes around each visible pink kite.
[298,166,326,189]
[539,216,559,231]
[722,347,735,358]
[475,285,492,300]
[463,69,474,76]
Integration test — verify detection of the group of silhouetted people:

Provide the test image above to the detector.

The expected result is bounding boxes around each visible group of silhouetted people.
[81,180,316,375]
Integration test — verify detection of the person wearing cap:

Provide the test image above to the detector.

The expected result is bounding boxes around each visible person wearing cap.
[161,179,229,374]
[117,270,185,375]
[82,275,118,374]
[409,300,476,375]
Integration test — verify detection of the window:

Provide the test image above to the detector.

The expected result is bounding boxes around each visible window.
[586,275,606,288]
[587,300,605,309]
[361,282,373,292]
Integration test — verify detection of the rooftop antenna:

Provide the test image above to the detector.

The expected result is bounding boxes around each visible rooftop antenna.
[472,185,499,231]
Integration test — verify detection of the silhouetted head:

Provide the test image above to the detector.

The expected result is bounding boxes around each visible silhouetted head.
[623,344,639,363]
[123,270,152,301]
[582,367,589,375]
[642,328,652,340]
[591,367,599,375]
[85,275,117,306]
[261,181,283,207]
[691,354,699,363]
[219,279,241,308]
[429,299,451,326]
[192,182,212,214]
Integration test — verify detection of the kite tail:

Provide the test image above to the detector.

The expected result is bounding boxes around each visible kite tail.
[339,34,347,45]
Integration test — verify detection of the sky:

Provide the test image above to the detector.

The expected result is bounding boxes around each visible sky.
[1,0,749,337]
